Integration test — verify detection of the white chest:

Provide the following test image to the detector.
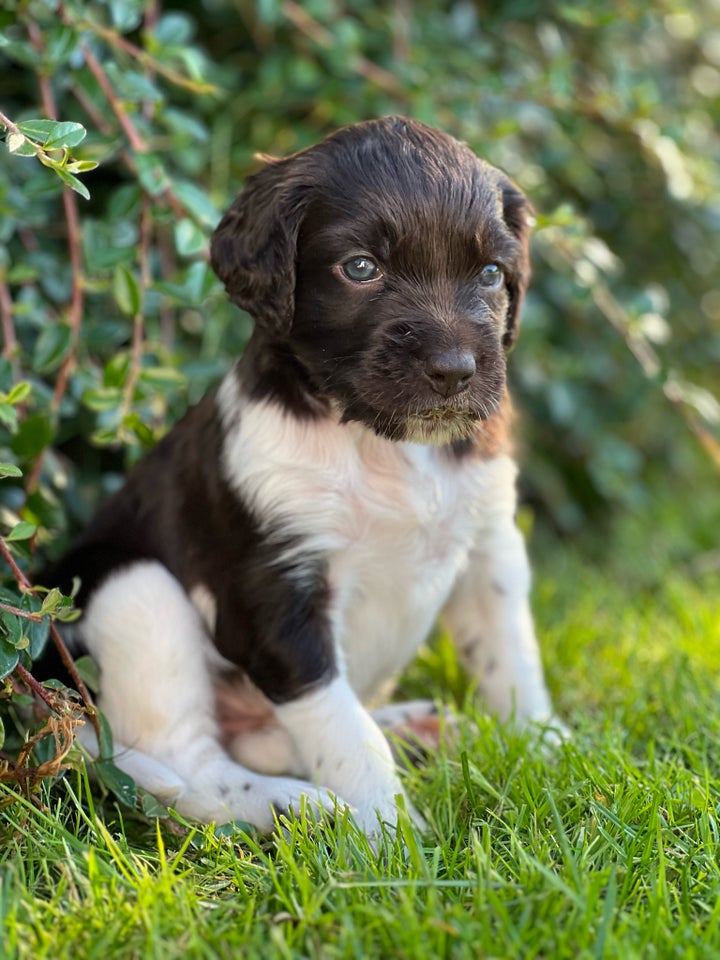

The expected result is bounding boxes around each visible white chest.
[324,443,477,699]
[221,394,516,702]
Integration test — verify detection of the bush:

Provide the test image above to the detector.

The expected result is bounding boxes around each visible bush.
[0,0,718,788]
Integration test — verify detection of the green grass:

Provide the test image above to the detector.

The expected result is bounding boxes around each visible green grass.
[2,549,720,959]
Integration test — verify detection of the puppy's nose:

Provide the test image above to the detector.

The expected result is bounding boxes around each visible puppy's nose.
[424,349,476,397]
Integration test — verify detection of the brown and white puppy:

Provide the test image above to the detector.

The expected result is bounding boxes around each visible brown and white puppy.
[51,117,560,834]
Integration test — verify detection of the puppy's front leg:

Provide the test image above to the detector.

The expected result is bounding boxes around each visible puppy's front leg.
[215,574,407,835]
[443,518,559,730]
[274,677,407,834]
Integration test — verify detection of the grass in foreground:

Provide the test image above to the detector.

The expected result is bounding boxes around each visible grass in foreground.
[1,552,719,959]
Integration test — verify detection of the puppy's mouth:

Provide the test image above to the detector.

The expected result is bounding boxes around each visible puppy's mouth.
[340,393,484,445]
[400,404,479,445]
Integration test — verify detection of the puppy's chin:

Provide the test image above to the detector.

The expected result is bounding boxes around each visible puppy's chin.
[338,399,481,446]
[394,409,479,445]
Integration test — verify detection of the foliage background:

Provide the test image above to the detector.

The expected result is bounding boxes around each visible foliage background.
[0,0,718,764]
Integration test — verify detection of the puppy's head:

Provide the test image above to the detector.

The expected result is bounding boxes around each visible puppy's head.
[211,117,531,444]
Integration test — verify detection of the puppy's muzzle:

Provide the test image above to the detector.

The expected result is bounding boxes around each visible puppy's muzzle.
[423,348,476,399]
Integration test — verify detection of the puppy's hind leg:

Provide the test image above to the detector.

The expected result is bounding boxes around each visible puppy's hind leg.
[78,561,338,830]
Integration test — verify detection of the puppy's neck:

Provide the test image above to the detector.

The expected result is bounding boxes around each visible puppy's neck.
[235,329,331,421]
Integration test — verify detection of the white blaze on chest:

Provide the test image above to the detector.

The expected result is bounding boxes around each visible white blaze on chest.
[219,381,518,701]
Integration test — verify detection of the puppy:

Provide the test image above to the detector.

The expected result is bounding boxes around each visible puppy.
[50,117,560,834]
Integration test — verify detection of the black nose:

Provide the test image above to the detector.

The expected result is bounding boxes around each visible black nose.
[424,349,476,397]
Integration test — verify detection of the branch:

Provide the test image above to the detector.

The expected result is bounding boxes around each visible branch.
[0,111,22,137]
[14,663,59,714]
[0,601,43,622]
[79,41,189,222]
[281,1,407,99]
[23,22,86,495]
[74,17,216,95]
[0,538,98,735]
[80,40,148,153]
[0,278,17,363]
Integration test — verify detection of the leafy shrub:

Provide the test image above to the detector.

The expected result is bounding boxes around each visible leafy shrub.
[0,0,717,791]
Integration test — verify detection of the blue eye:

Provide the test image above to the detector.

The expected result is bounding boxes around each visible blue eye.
[479,264,504,288]
[341,257,382,282]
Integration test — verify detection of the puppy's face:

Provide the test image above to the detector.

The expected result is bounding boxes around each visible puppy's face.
[211,118,531,444]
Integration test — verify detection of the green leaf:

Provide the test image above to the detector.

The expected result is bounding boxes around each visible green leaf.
[11,413,54,459]
[33,323,72,373]
[6,381,32,405]
[5,520,37,543]
[95,759,138,808]
[112,265,142,315]
[53,166,90,200]
[39,587,72,617]
[123,413,156,448]
[7,133,37,156]
[0,716,4,752]
[82,387,123,412]
[138,366,187,389]
[0,636,19,679]
[15,119,58,141]
[26,615,50,660]
[172,181,219,228]
[155,261,211,306]
[73,655,100,693]
[0,463,22,479]
[53,605,81,624]
[174,218,206,257]
[97,711,114,759]
[44,121,87,150]
[90,428,121,447]
[0,404,19,432]
[135,153,170,197]
[2,611,24,647]
[141,791,170,818]
[65,159,99,174]
[16,119,87,150]
[152,11,194,46]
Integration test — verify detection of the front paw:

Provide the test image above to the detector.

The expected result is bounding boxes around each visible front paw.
[519,713,570,748]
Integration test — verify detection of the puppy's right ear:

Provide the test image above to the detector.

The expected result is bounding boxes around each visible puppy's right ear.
[210,157,313,336]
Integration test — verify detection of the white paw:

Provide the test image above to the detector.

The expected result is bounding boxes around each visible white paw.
[517,714,570,749]
[173,761,343,832]
[75,724,186,804]
[536,716,571,746]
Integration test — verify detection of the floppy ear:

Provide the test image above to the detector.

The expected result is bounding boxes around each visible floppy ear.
[210,156,313,336]
[499,178,533,350]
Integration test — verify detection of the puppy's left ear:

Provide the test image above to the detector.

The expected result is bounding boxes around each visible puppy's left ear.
[210,156,313,337]
[500,178,533,350]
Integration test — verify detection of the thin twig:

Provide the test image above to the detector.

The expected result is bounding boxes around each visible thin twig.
[24,22,86,495]
[0,278,17,362]
[0,538,33,594]
[79,40,189,222]
[393,0,412,63]
[0,538,98,734]
[0,111,22,137]
[0,601,43,622]
[14,663,58,714]
[80,40,148,153]
[281,1,407,99]
[75,17,216,94]
[48,621,96,713]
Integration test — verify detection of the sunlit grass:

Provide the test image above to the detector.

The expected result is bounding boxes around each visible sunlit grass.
[2,551,719,959]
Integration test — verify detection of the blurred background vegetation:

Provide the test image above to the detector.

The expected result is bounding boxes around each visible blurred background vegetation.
[0,0,718,700]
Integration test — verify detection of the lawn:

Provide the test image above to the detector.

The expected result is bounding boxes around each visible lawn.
[1,543,719,959]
